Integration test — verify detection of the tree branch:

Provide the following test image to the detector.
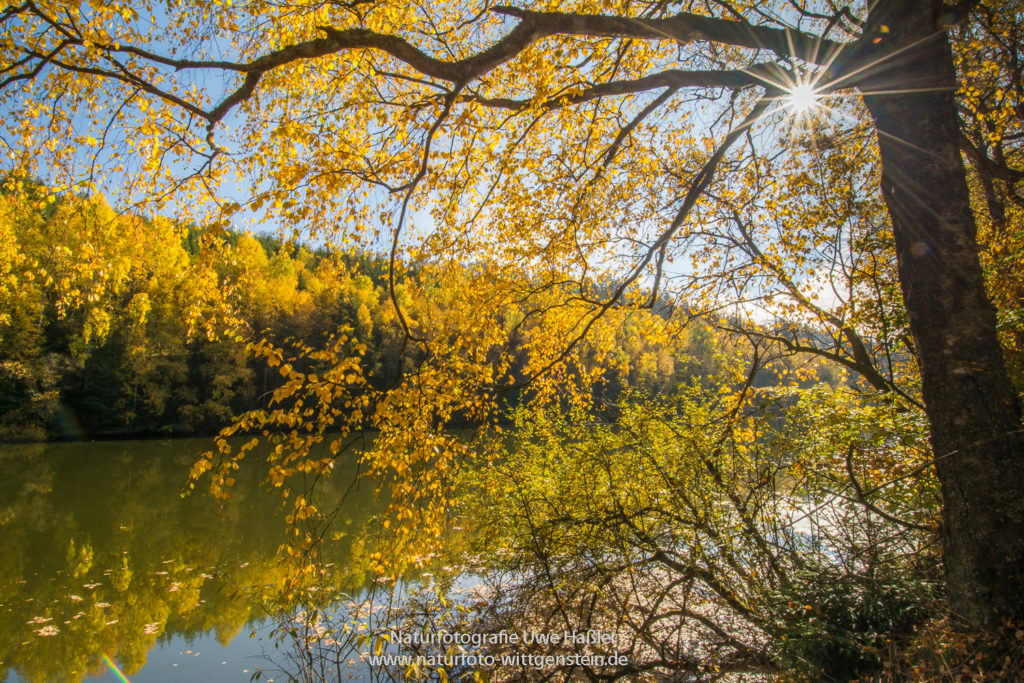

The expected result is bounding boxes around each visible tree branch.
[469,65,779,111]
[844,444,933,532]
[491,6,844,66]
[959,129,1024,184]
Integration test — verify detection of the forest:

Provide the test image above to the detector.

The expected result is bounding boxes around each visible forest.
[1,185,733,441]
[3,0,1024,681]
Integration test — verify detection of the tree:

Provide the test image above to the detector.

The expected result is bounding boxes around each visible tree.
[2,0,1022,629]
[854,0,1024,631]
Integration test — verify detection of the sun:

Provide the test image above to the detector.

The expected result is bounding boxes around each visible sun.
[786,83,819,115]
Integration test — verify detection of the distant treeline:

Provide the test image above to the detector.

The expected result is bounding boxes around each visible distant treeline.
[1,188,736,441]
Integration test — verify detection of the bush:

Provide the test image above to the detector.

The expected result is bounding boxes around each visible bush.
[774,563,941,681]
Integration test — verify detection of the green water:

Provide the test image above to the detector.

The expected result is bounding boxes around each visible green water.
[0,438,386,683]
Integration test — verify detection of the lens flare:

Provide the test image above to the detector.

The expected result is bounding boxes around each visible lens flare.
[102,654,132,683]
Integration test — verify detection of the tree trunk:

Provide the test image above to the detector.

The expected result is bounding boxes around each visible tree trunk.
[858,0,1024,627]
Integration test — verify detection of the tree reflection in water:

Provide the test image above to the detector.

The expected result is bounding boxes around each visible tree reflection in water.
[0,438,391,683]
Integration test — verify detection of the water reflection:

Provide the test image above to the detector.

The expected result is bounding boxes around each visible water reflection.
[0,438,385,682]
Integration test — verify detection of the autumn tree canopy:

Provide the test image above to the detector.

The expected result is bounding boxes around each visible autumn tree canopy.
[3,0,1023,632]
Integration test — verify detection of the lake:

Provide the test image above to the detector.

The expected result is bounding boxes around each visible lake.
[0,437,396,683]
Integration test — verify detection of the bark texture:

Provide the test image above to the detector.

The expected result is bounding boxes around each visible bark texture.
[859,0,1024,627]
